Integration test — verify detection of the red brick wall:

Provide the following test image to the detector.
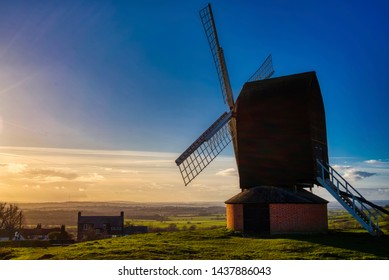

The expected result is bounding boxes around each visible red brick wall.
[269,204,327,234]
[226,204,244,231]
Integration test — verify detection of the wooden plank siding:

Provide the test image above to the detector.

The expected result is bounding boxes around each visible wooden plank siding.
[235,71,328,188]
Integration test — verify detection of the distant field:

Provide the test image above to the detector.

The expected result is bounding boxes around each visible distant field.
[126,207,389,234]
[328,208,389,234]
[126,215,226,231]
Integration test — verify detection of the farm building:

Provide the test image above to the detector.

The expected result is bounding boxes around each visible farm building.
[77,211,148,241]
[77,211,124,241]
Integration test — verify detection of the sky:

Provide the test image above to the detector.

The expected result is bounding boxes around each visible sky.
[1,0,388,203]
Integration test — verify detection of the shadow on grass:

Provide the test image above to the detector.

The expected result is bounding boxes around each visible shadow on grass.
[244,230,389,259]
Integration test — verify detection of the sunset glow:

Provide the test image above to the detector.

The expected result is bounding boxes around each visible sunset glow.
[1,1,388,203]
[0,146,239,202]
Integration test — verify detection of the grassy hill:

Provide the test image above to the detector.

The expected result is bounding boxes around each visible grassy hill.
[1,228,388,260]
[1,205,388,260]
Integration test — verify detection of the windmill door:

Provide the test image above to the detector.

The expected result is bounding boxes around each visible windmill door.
[243,204,270,234]
[313,142,328,179]
[313,142,326,163]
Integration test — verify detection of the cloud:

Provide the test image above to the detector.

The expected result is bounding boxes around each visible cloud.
[76,173,104,183]
[23,184,41,190]
[27,168,79,181]
[216,168,238,177]
[332,164,377,181]
[343,169,376,181]
[6,163,28,174]
[351,188,389,200]
[3,163,104,184]
[102,167,140,174]
[364,159,389,165]
[365,160,381,164]
[0,146,237,202]
[332,165,352,171]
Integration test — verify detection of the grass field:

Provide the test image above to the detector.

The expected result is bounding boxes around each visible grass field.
[1,208,388,260]
[125,215,226,232]
[1,228,388,260]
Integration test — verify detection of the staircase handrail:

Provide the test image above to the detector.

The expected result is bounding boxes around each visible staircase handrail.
[317,159,363,197]
[316,159,382,234]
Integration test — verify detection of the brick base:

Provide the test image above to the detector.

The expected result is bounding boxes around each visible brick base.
[270,204,327,234]
[226,203,327,234]
[226,204,243,231]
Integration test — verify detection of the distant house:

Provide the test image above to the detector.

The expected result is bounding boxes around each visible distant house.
[0,224,66,241]
[77,211,124,241]
[21,224,63,240]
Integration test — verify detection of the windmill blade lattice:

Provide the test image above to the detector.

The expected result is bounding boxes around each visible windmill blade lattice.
[175,111,233,185]
[247,54,275,82]
[199,4,234,109]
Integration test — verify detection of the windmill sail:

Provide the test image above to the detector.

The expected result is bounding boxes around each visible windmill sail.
[247,54,275,82]
[175,111,234,185]
[199,4,234,109]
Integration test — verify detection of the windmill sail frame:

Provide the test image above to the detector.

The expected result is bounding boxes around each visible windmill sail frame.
[175,111,234,186]
[199,4,234,109]
[176,4,275,186]
[247,54,275,82]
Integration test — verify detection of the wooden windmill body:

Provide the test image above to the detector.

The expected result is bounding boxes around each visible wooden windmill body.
[226,72,329,234]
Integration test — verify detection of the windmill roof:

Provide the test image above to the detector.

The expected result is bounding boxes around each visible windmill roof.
[225,186,328,204]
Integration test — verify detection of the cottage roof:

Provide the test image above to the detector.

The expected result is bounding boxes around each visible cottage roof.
[21,227,61,236]
[78,213,123,228]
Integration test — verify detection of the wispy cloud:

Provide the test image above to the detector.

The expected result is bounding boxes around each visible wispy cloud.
[342,169,376,181]
[364,159,389,165]
[332,164,377,182]
[76,173,104,183]
[5,163,28,173]
[332,164,352,171]
[0,146,236,202]
[352,187,389,200]
[23,184,41,190]
[26,168,79,181]
[216,168,238,177]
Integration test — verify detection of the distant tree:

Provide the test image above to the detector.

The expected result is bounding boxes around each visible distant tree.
[167,223,178,232]
[189,225,197,231]
[48,231,61,240]
[125,221,134,227]
[48,225,71,240]
[0,203,24,240]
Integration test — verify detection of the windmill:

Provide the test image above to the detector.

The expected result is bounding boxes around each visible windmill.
[175,3,386,235]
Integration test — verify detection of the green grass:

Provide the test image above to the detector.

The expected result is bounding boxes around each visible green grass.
[125,215,226,231]
[1,228,388,260]
[1,210,388,260]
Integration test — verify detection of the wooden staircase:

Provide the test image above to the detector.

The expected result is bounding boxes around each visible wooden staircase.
[316,160,385,236]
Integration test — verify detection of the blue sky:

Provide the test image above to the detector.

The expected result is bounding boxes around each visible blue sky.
[0,0,388,202]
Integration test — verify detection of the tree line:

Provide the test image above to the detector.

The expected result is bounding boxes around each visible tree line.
[0,203,24,240]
